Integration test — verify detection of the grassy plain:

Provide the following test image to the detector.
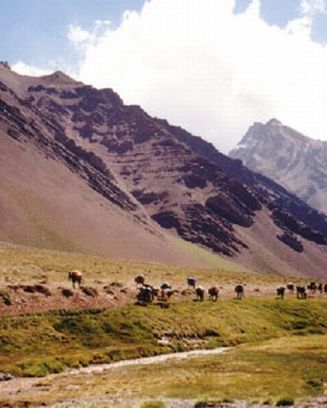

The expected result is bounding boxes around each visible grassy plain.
[0,241,297,287]
[0,298,327,377]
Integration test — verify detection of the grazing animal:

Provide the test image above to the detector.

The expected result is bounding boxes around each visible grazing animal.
[208,286,219,301]
[276,286,285,299]
[157,287,175,306]
[68,270,82,289]
[195,286,205,301]
[187,276,197,289]
[157,283,172,302]
[307,282,317,294]
[317,283,323,294]
[324,283,327,294]
[136,286,153,305]
[160,282,171,290]
[142,284,158,301]
[166,289,176,299]
[234,284,244,299]
[134,274,145,287]
[296,286,307,299]
[286,283,294,293]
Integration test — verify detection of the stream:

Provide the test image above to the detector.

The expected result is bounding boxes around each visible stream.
[0,346,229,396]
[69,345,229,374]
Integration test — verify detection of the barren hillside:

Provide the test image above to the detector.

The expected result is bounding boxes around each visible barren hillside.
[1,65,327,277]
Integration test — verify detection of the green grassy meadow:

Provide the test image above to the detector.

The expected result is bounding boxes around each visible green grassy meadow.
[0,298,327,378]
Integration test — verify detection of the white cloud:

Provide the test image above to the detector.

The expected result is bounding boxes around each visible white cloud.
[300,0,326,15]
[11,0,327,152]
[67,20,111,50]
[67,25,93,45]
[11,61,52,77]
[287,0,326,39]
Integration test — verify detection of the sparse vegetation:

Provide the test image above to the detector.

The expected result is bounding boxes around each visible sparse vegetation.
[0,290,11,305]
[138,401,167,408]
[81,286,98,297]
[276,398,294,406]
[0,241,299,289]
[61,288,74,297]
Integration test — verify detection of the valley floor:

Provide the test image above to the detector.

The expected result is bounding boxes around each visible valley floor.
[0,334,326,407]
[0,243,326,407]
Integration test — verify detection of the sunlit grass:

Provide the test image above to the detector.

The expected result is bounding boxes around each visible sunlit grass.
[0,241,295,288]
[0,298,326,378]
[1,334,326,407]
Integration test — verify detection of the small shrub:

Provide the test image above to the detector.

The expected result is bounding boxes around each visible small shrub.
[306,378,323,388]
[81,286,98,297]
[34,285,51,296]
[21,359,64,377]
[103,286,114,295]
[53,318,78,333]
[22,285,36,293]
[276,398,294,406]
[138,401,166,408]
[102,322,115,334]
[194,401,217,408]
[0,291,11,306]
[175,341,186,352]
[21,285,51,296]
[110,281,123,288]
[62,288,74,297]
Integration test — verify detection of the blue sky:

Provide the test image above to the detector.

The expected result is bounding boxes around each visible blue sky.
[1,0,327,152]
[0,0,144,67]
[1,0,327,68]
[235,0,327,41]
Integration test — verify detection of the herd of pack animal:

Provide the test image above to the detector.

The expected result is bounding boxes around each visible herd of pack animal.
[276,282,327,299]
[133,276,327,306]
[67,271,327,306]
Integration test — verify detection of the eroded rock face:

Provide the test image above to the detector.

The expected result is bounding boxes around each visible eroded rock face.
[132,190,168,205]
[159,118,327,251]
[206,194,253,228]
[269,204,327,246]
[152,204,247,257]
[277,232,304,253]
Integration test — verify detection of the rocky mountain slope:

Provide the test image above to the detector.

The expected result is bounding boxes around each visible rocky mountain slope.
[1,64,327,277]
[229,119,327,214]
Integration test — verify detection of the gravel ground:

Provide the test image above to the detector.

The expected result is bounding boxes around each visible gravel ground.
[46,396,327,408]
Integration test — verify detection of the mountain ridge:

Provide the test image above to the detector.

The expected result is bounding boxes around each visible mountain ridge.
[230,119,327,215]
[1,65,327,277]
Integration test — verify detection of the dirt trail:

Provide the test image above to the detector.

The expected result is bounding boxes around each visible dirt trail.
[1,280,318,318]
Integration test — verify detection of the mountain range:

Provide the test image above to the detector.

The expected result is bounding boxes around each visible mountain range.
[230,119,327,215]
[1,63,327,278]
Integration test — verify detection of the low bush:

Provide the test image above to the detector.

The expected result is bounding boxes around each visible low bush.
[0,291,11,306]
[276,398,294,406]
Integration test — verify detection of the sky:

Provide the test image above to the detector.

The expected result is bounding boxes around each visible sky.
[1,0,327,153]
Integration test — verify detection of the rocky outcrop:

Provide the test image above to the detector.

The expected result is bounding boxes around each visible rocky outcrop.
[0,61,10,70]
[230,119,327,215]
[160,118,327,245]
